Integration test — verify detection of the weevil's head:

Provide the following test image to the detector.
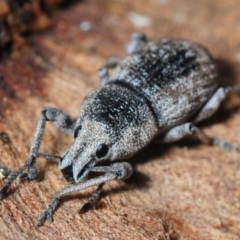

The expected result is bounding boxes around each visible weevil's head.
[59,119,115,183]
[59,85,157,183]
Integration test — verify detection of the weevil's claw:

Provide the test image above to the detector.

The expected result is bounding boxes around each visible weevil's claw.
[46,210,53,222]
[37,198,60,226]
[37,211,48,227]
[37,208,53,226]
[211,138,239,151]
[0,186,9,200]
[27,166,38,181]
[79,183,105,214]
[79,202,92,214]
[19,173,28,179]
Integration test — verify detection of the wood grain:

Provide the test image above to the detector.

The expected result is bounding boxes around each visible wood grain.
[0,0,240,239]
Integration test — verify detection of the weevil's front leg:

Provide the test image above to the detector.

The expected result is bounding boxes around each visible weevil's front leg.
[155,123,238,151]
[192,85,240,123]
[98,56,121,85]
[37,162,133,226]
[22,107,76,180]
[0,107,76,200]
[79,183,105,214]
[127,32,148,55]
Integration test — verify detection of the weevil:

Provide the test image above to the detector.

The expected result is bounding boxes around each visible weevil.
[0,32,239,226]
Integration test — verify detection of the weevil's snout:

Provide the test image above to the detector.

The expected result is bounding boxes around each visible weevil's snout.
[59,141,90,183]
[61,163,74,183]
[60,150,74,183]
[71,141,111,183]
[59,120,112,183]
[60,155,92,184]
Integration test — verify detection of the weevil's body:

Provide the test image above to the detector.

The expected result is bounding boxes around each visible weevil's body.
[74,38,217,165]
[0,33,237,226]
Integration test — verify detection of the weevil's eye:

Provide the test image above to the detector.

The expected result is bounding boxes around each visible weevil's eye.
[74,125,82,138]
[96,144,109,158]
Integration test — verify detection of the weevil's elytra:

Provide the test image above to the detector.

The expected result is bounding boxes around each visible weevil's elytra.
[0,32,239,226]
[109,39,218,128]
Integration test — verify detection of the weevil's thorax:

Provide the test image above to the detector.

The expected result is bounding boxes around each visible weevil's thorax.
[77,84,158,160]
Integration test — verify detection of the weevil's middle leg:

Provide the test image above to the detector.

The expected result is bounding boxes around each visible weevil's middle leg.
[127,32,148,55]
[0,107,76,200]
[154,85,240,150]
[155,122,238,151]
[98,32,148,85]
[192,85,240,124]
[98,56,121,85]
[37,162,133,226]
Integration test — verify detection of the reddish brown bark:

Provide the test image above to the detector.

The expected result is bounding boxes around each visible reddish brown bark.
[0,0,240,239]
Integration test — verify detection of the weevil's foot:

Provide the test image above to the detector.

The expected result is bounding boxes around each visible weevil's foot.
[211,138,239,151]
[27,168,38,181]
[79,183,104,214]
[79,202,92,214]
[37,209,52,226]
[0,165,10,179]
[19,173,29,179]
[0,165,11,200]
[0,185,9,200]
[37,198,60,226]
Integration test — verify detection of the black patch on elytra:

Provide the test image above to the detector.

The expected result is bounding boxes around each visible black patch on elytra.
[88,86,146,132]
[142,41,199,88]
[114,40,200,92]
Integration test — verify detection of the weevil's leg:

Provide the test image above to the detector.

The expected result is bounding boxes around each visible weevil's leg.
[98,56,121,85]
[192,86,240,123]
[25,107,76,180]
[0,107,76,200]
[127,32,148,55]
[155,122,238,151]
[37,162,133,226]
[42,107,76,136]
[79,183,105,214]
[0,165,11,179]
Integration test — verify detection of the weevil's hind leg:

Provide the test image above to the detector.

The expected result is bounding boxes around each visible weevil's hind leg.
[37,162,133,226]
[0,107,76,200]
[98,56,121,85]
[192,85,240,123]
[127,32,148,55]
[155,122,238,151]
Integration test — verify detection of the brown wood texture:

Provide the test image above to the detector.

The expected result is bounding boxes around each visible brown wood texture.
[0,0,69,50]
[0,0,240,239]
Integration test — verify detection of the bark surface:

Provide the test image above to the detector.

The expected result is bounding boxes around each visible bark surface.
[0,0,240,239]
